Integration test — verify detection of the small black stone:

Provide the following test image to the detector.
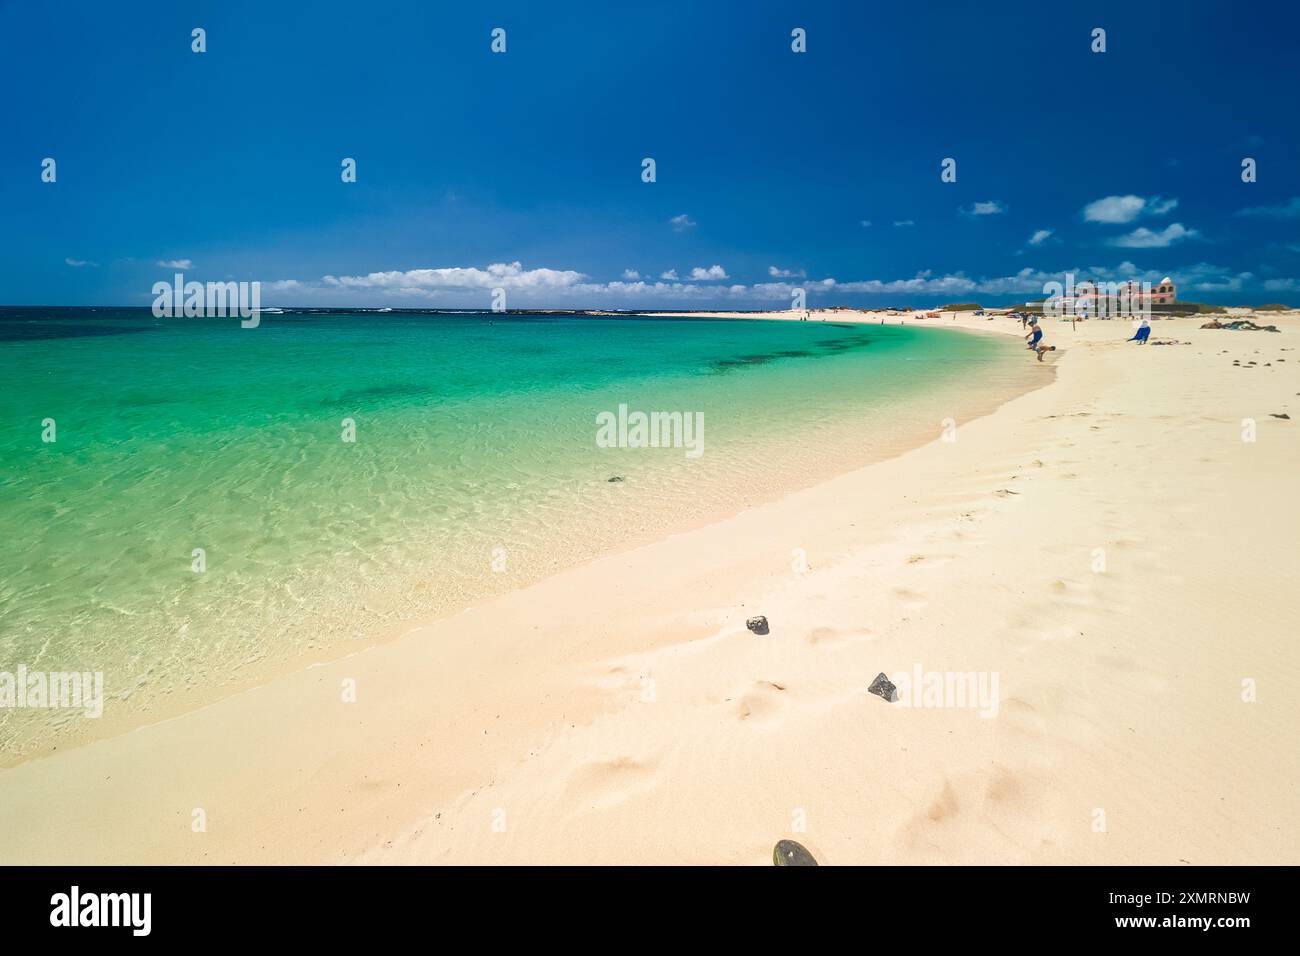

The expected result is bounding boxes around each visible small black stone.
[746,615,769,635]
[868,672,898,702]
[607,475,625,482]
[773,839,818,866]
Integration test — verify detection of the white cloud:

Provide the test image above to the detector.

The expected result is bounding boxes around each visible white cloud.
[1028,229,1053,246]
[157,258,194,269]
[322,261,587,291]
[670,214,696,231]
[964,200,1006,216]
[1108,223,1198,249]
[1082,195,1177,224]
[859,220,872,228]
[64,258,97,267]
[689,265,729,280]
[621,269,641,280]
[1262,278,1299,292]
[660,269,679,280]
[1104,261,1251,294]
[1237,197,1300,219]
[261,257,1276,308]
[893,220,915,227]
[1192,272,1252,293]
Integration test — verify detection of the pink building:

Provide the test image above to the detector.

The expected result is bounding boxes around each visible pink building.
[1043,276,1176,315]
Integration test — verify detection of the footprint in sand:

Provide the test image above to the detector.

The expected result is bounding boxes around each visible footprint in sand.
[732,680,791,727]
[893,587,929,610]
[565,755,661,812]
[806,625,873,647]
[894,768,1061,862]
[590,664,631,688]
[926,781,961,822]
[905,552,956,567]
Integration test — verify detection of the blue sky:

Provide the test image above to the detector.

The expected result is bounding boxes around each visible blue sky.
[2,0,1298,308]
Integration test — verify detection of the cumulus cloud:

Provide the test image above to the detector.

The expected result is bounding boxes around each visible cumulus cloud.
[1083,195,1177,224]
[831,268,1071,297]
[1263,278,1298,292]
[1108,223,1197,249]
[323,261,587,292]
[1127,261,1251,293]
[157,258,194,269]
[621,269,641,280]
[963,200,1006,216]
[1191,271,1252,293]
[670,214,696,231]
[1028,229,1054,246]
[260,257,1276,308]
[689,265,729,280]
[1237,197,1300,219]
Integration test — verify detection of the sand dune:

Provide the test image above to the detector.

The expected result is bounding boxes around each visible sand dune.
[1,311,1296,865]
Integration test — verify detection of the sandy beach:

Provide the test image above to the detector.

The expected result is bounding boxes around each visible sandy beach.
[1,309,1297,865]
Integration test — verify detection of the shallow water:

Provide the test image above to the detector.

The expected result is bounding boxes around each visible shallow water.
[0,309,1036,757]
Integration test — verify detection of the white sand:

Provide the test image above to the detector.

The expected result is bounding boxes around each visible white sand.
[1,310,1297,865]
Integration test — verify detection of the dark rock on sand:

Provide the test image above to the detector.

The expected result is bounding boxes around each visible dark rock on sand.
[746,615,769,635]
[1201,319,1281,332]
[1270,413,1291,420]
[607,476,625,482]
[773,839,818,866]
[868,672,898,702]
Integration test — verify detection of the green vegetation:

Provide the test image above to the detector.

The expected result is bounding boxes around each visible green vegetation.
[1165,302,1227,314]
[939,303,983,312]
[1254,303,1292,312]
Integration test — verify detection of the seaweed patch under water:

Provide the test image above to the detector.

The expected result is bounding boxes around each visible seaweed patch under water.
[0,323,155,342]
[711,334,871,372]
[326,382,431,405]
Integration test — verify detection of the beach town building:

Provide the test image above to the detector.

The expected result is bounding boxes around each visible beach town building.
[1039,276,1176,316]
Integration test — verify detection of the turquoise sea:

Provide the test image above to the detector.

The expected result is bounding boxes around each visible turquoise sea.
[0,308,1035,758]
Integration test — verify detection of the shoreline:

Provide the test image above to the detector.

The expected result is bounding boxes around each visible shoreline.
[2,310,1297,864]
[0,311,1038,766]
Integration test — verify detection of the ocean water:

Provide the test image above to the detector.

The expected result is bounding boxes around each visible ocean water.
[0,308,1035,758]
